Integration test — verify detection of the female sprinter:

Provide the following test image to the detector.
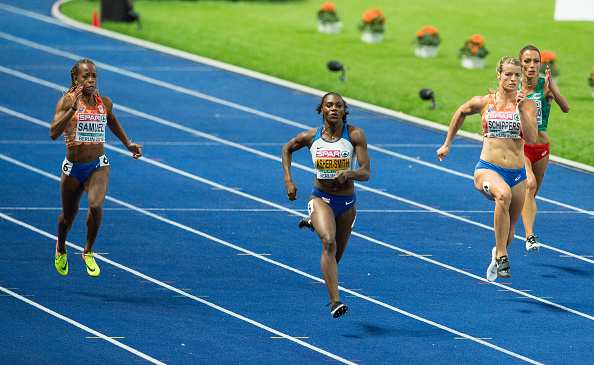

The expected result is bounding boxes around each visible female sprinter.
[518,45,570,252]
[437,57,537,281]
[282,92,370,317]
[50,59,143,277]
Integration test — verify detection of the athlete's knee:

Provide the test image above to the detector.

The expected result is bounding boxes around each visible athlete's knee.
[86,202,104,217]
[321,234,337,254]
[526,176,538,194]
[494,188,512,208]
[59,213,76,228]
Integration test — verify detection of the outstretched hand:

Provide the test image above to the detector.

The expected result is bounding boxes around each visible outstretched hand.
[126,143,143,161]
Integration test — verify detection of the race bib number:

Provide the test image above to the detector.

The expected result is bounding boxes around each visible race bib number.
[535,99,543,125]
[315,158,350,179]
[76,113,107,143]
[486,112,521,139]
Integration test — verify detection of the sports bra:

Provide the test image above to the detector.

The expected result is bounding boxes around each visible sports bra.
[481,93,522,139]
[64,92,108,147]
[310,125,356,179]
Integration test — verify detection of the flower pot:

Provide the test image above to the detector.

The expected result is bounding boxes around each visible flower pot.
[361,31,383,44]
[461,56,485,69]
[415,45,438,58]
[317,21,342,34]
[591,86,594,99]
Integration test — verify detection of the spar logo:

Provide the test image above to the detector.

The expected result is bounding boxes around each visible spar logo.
[488,112,513,120]
[513,113,520,121]
[78,113,106,122]
[316,150,340,158]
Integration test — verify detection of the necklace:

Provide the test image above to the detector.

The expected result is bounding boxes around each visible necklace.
[323,125,342,140]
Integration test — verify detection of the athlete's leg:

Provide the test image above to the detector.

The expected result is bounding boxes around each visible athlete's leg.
[522,157,537,237]
[57,174,85,254]
[334,203,356,264]
[522,154,548,238]
[310,197,341,304]
[474,169,511,259]
[508,180,527,249]
[82,166,110,254]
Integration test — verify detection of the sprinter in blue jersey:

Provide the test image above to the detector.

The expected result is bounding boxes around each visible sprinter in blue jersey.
[282,92,370,318]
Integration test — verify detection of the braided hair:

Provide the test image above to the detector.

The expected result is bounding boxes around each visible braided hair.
[66,59,95,93]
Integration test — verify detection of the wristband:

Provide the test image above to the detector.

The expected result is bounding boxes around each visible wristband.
[70,105,77,111]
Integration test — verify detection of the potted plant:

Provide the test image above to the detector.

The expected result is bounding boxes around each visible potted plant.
[317,2,342,34]
[358,8,386,44]
[458,34,489,69]
[539,50,559,84]
[412,26,440,58]
[588,67,594,98]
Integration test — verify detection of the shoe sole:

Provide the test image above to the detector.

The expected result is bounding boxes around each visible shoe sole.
[331,304,348,318]
[526,245,540,252]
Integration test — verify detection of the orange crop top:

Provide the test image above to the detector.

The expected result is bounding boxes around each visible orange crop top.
[64,93,108,147]
[481,93,522,140]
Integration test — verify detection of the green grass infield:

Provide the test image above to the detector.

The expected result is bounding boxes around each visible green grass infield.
[60,0,594,167]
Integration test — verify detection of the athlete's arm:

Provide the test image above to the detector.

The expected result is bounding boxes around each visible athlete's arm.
[282,129,315,201]
[518,96,538,145]
[50,86,83,140]
[543,66,570,113]
[437,95,486,161]
[102,96,143,161]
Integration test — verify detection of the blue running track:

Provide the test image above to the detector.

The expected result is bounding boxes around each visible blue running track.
[1,1,593,364]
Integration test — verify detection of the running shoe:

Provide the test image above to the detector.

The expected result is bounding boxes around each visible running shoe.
[55,241,68,276]
[496,255,510,279]
[298,216,314,232]
[82,252,100,277]
[327,301,348,318]
[526,235,540,252]
[486,246,497,282]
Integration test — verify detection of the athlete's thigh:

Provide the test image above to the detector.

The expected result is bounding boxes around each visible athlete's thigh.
[474,169,509,201]
[60,173,85,215]
[310,197,336,240]
[509,180,527,221]
[84,166,110,205]
[335,204,356,246]
[531,155,549,193]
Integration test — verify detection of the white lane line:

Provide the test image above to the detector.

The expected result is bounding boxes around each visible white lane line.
[0,207,583,214]
[2,102,592,263]
[0,285,167,365]
[0,205,543,365]
[0,211,357,365]
[2,150,594,324]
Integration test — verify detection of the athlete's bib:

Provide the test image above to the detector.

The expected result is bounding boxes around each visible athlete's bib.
[310,126,356,180]
[75,112,107,143]
[484,109,521,139]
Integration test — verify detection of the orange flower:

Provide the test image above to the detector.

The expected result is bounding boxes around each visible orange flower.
[471,47,478,54]
[541,50,556,63]
[319,2,336,13]
[417,31,425,38]
[363,8,384,23]
[469,34,484,44]
[420,26,438,35]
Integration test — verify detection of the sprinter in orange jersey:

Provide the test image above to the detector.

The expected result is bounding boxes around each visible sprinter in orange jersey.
[50,59,143,277]
[282,92,370,318]
[437,57,537,282]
